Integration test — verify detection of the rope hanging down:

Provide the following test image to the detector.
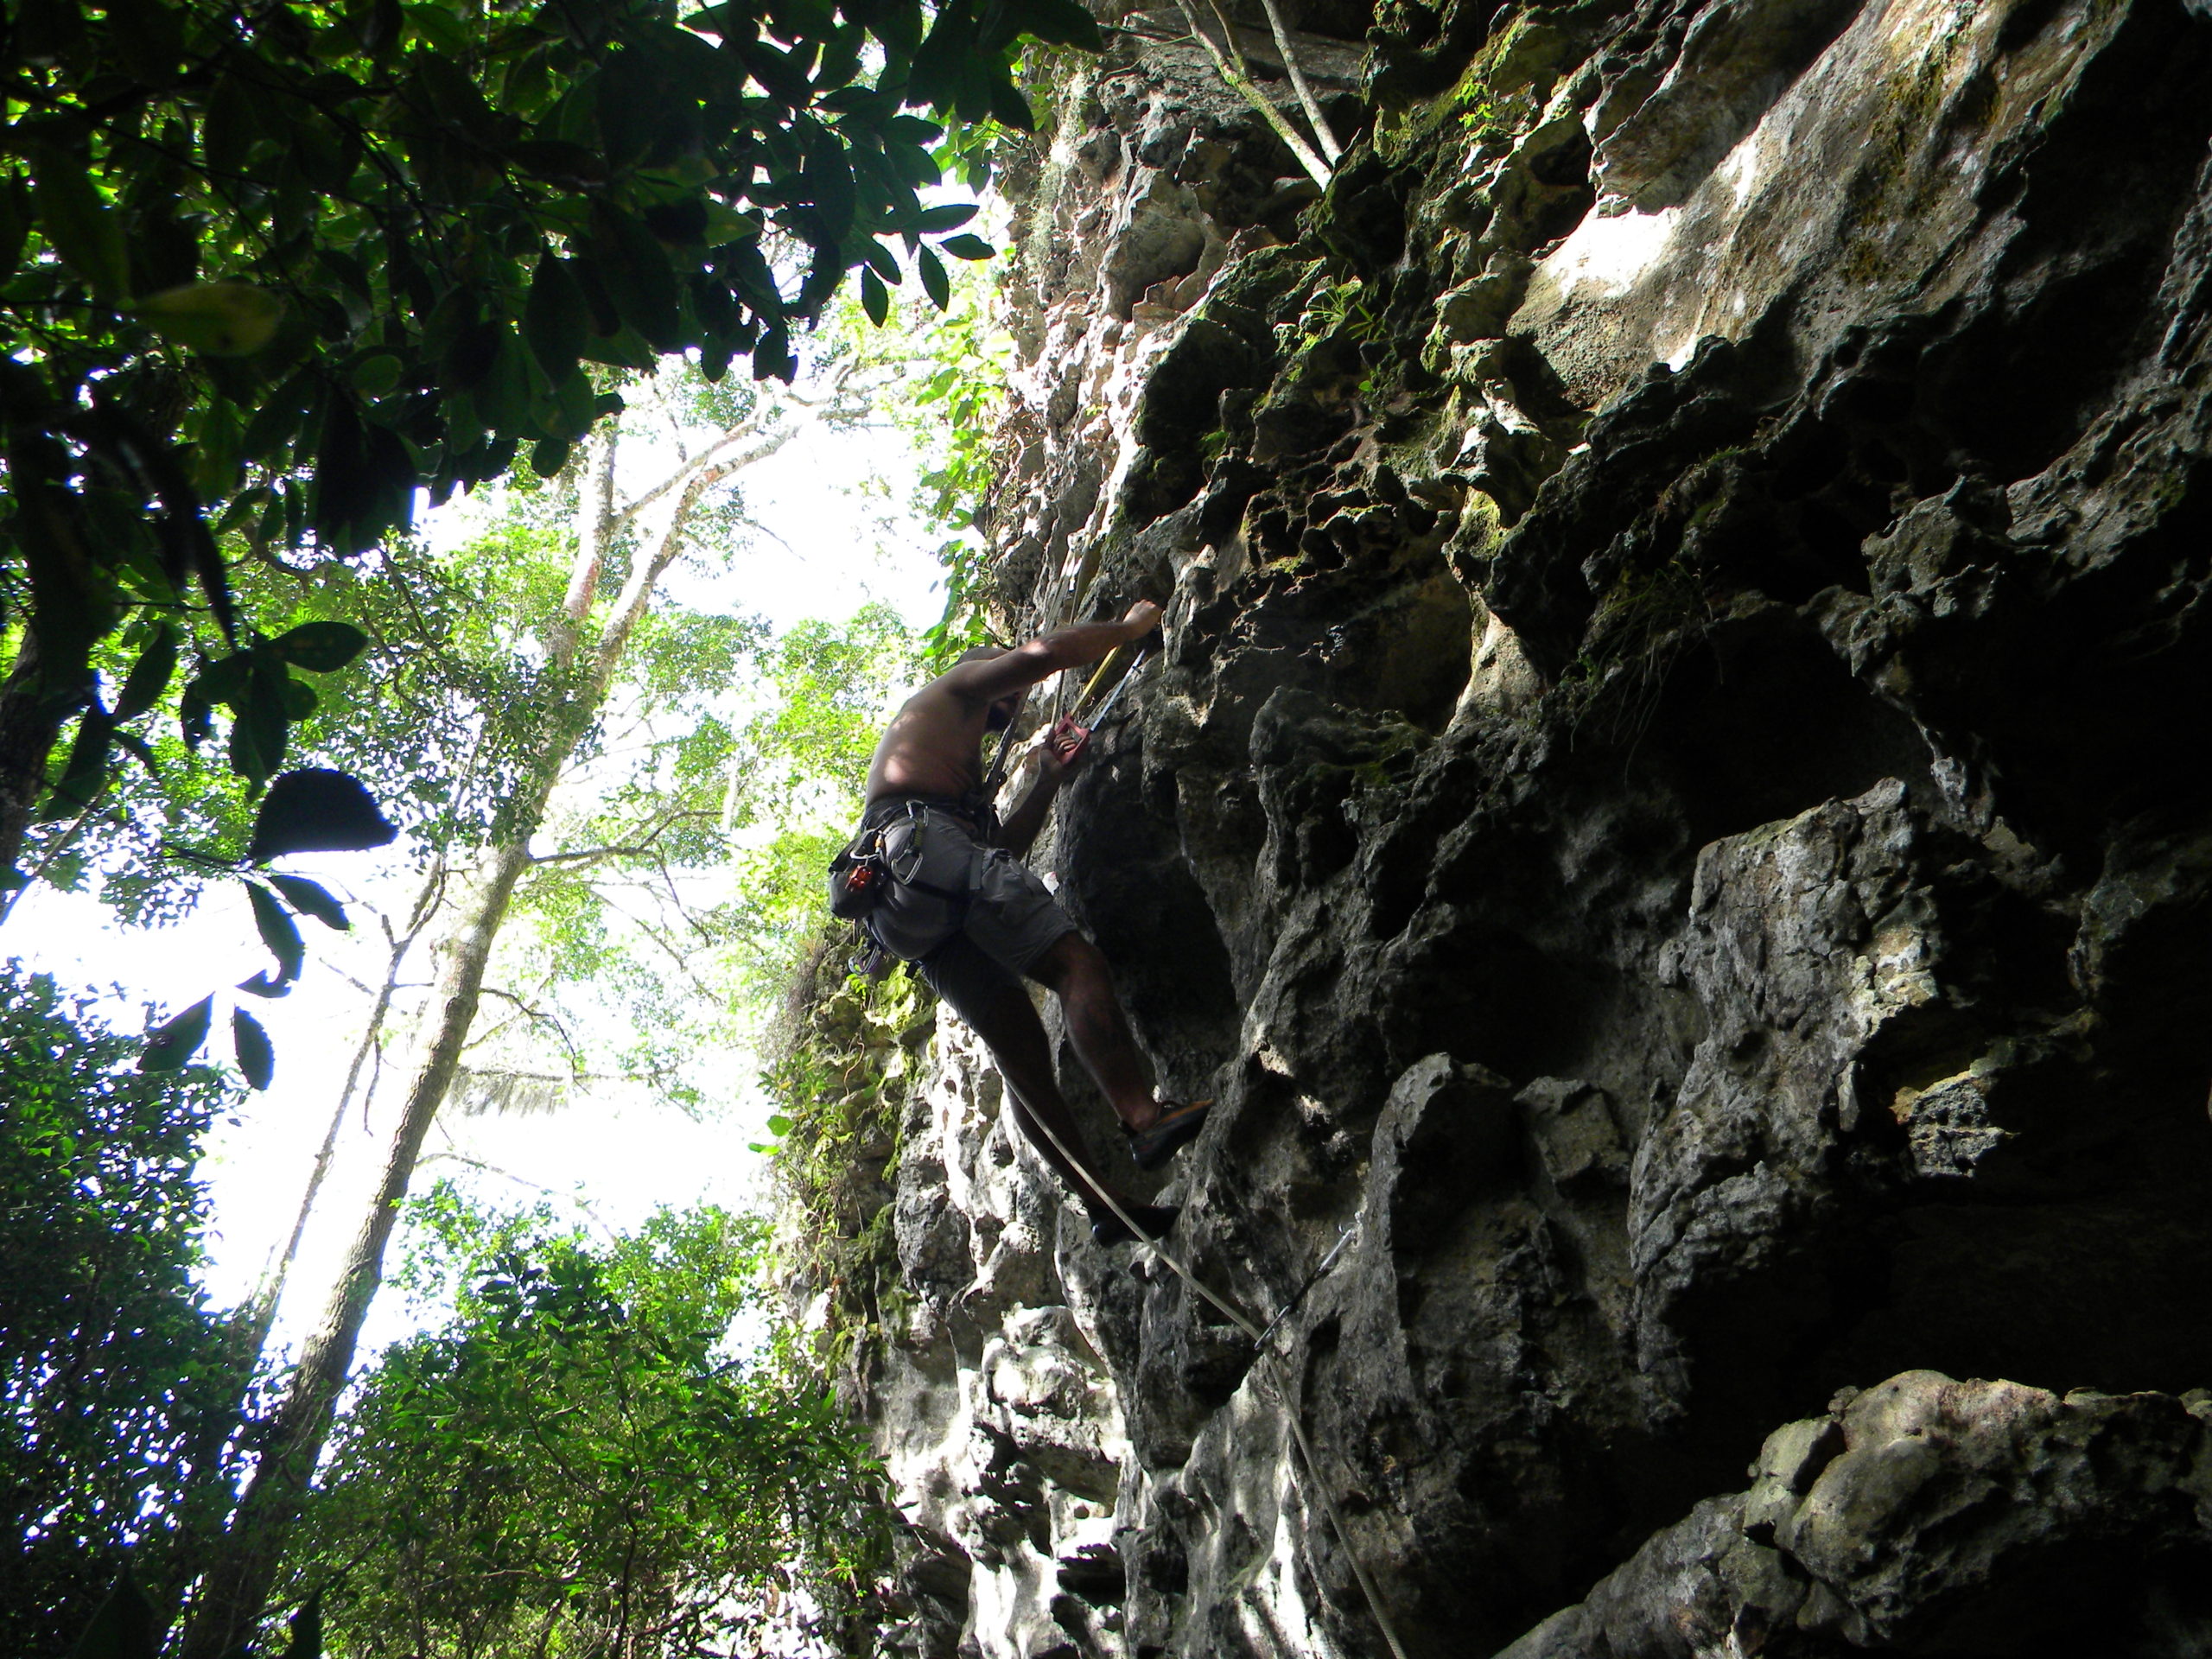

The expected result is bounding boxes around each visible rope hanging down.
[964,600,1407,1653]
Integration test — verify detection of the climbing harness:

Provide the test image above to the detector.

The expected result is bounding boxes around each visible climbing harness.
[827,800,985,962]
[1014,1107,1413,1659]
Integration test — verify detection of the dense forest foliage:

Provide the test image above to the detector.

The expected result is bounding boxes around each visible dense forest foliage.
[0,0,1057,1649]
[0,973,249,1653]
[283,1192,890,1656]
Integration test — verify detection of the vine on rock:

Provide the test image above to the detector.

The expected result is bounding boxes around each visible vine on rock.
[765,931,937,1393]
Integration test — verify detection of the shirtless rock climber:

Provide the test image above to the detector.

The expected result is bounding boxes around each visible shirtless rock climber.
[847,598,1208,1244]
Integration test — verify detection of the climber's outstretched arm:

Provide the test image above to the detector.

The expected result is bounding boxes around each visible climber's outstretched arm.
[943,600,1161,710]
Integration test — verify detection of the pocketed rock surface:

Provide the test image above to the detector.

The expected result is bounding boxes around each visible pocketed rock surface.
[827,3,2212,1654]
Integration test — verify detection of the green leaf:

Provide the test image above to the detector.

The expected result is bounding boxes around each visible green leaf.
[179,678,214,749]
[202,73,257,175]
[112,729,162,778]
[858,267,888,327]
[765,1113,793,1136]
[250,881,307,984]
[230,651,291,788]
[284,1592,324,1659]
[917,246,950,310]
[248,768,398,863]
[414,56,499,143]
[232,1007,275,1090]
[350,353,404,397]
[1013,0,1104,49]
[33,159,130,304]
[906,0,974,111]
[524,253,590,379]
[589,205,684,353]
[68,1569,160,1659]
[885,114,945,145]
[0,174,29,276]
[404,1,474,54]
[510,139,608,185]
[909,202,976,234]
[135,283,283,356]
[141,996,214,1073]
[37,706,113,823]
[240,372,313,465]
[751,325,793,382]
[11,0,87,64]
[194,402,244,499]
[861,240,901,283]
[986,75,1034,135]
[114,624,180,721]
[361,0,404,56]
[194,652,252,710]
[531,435,572,476]
[268,873,350,931]
[938,233,995,260]
[800,132,856,235]
[270,620,369,672]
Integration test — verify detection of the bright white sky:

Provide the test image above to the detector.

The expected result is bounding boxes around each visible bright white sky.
[8,400,949,1362]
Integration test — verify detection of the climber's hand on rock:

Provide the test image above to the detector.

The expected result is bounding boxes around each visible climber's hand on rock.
[1042,716,1092,781]
[1122,598,1163,641]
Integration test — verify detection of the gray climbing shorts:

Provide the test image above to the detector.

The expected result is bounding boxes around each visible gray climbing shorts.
[862,799,1077,992]
[952,843,1079,978]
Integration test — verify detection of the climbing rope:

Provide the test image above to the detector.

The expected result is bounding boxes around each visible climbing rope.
[1013,1108,1414,1659]
[1252,1220,1356,1352]
[962,580,1410,1652]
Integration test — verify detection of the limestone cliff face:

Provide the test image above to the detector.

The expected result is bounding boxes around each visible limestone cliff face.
[854,3,2212,1654]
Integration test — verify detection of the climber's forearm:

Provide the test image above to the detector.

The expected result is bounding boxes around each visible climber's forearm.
[1020,614,1150,679]
[996,767,1060,855]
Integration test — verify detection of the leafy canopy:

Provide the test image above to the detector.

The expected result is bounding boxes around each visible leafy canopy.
[0,0,1098,882]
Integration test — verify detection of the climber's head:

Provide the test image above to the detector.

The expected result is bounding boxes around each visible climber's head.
[959,646,1021,730]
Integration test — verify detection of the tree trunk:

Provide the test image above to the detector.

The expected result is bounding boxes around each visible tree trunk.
[175,424,613,1657]
[240,866,447,1361]
[178,836,537,1658]
[174,401,806,1652]
[0,627,64,892]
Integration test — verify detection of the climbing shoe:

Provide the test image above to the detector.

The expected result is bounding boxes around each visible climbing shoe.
[1126,1097,1213,1171]
[1090,1202,1179,1248]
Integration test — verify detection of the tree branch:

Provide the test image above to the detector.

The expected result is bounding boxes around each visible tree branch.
[529,808,714,869]
[592,421,808,694]
[604,409,776,540]
[1173,0,1334,188]
[416,1143,619,1240]
[1256,0,1343,163]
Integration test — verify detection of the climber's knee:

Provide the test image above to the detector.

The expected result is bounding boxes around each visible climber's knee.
[1027,929,1111,999]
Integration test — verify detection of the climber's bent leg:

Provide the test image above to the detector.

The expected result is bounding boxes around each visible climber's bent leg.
[953,846,1161,1135]
[924,936,1141,1221]
[1024,931,1160,1134]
